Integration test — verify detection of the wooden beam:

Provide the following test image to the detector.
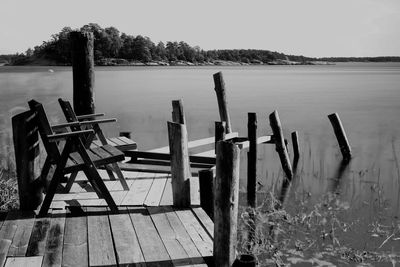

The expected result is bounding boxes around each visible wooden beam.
[328,113,352,161]
[213,72,232,133]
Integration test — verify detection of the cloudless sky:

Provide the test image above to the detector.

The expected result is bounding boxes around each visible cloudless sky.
[1,0,399,57]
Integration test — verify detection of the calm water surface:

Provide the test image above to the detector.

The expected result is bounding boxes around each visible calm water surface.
[1,63,399,257]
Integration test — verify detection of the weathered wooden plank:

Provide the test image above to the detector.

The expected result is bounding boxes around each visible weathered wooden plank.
[149,207,207,266]
[121,176,154,206]
[109,207,145,266]
[26,215,51,257]
[62,208,88,267]
[159,176,173,206]
[8,211,35,256]
[0,211,20,267]
[144,176,168,206]
[87,207,117,267]
[42,210,66,267]
[129,207,172,266]
[109,137,126,146]
[4,256,43,267]
[191,208,214,239]
[119,163,209,175]
[174,209,213,258]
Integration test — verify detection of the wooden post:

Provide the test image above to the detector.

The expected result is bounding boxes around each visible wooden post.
[167,121,191,207]
[70,31,95,116]
[291,131,300,161]
[247,113,257,208]
[232,254,258,267]
[215,121,226,151]
[214,140,240,267]
[269,110,293,180]
[328,113,352,161]
[213,72,232,133]
[172,99,186,124]
[12,111,44,210]
[199,169,214,220]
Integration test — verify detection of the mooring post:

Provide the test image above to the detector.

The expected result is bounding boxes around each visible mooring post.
[215,121,226,151]
[247,113,257,208]
[291,131,300,161]
[328,113,352,161]
[214,140,240,267]
[199,169,214,220]
[269,110,293,180]
[12,111,44,210]
[172,99,186,124]
[213,72,232,133]
[70,31,95,116]
[167,121,191,207]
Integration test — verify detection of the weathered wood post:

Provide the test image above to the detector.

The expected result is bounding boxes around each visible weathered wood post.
[70,31,95,116]
[12,111,44,210]
[172,99,186,124]
[247,113,257,208]
[291,131,300,161]
[328,113,352,161]
[168,121,191,207]
[213,72,232,133]
[214,140,240,267]
[199,169,214,220]
[215,121,226,151]
[269,110,293,180]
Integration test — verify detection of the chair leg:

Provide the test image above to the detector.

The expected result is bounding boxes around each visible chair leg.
[111,163,129,190]
[64,172,78,193]
[40,158,51,192]
[39,140,73,217]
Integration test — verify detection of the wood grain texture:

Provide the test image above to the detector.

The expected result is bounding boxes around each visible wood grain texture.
[42,210,66,267]
[8,211,35,256]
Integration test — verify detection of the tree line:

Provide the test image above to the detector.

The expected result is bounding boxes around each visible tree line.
[1,23,399,65]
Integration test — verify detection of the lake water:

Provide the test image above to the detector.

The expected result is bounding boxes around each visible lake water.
[1,63,399,261]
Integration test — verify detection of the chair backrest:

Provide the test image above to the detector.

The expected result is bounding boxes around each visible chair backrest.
[28,99,60,161]
[58,98,80,126]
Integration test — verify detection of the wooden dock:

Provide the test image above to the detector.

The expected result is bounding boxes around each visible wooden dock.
[0,169,213,267]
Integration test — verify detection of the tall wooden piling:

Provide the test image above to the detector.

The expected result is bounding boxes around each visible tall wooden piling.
[328,113,352,161]
[167,121,191,207]
[269,111,293,180]
[247,113,257,208]
[70,31,95,116]
[213,72,232,133]
[199,169,214,220]
[172,99,186,124]
[215,121,226,151]
[12,111,44,210]
[214,140,240,267]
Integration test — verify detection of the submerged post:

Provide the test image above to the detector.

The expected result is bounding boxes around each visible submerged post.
[172,99,186,124]
[328,113,352,161]
[213,72,232,133]
[199,169,214,220]
[12,111,44,210]
[167,121,191,207]
[247,113,257,208]
[70,31,95,116]
[214,140,240,267]
[269,110,293,180]
[291,131,300,161]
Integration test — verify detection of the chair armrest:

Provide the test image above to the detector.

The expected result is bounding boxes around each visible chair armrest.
[48,129,94,142]
[51,121,81,130]
[79,118,117,126]
[77,113,105,120]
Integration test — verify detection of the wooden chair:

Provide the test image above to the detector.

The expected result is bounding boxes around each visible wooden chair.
[28,99,121,216]
[57,98,129,191]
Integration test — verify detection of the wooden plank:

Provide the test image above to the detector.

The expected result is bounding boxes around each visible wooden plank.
[8,211,35,256]
[148,207,207,266]
[124,151,216,165]
[129,207,172,266]
[175,209,213,258]
[191,208,214,238]
[144,176,168,206]
[105,138,118,147]
[87,207,117,267]
[121,176,154,206]
[42,210,66,267]
[26,215,51,256]
[119,163,209,175]
[109,137,125,146]
[0,211,20,267]
[4,256,43,267]
[159,176,173,206]
[108,207,145,266]
[62,208,88,267]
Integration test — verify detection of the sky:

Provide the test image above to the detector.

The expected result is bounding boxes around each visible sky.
[1,0,400,57]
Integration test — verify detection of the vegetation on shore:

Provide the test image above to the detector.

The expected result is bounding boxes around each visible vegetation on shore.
[1,23,399,67]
